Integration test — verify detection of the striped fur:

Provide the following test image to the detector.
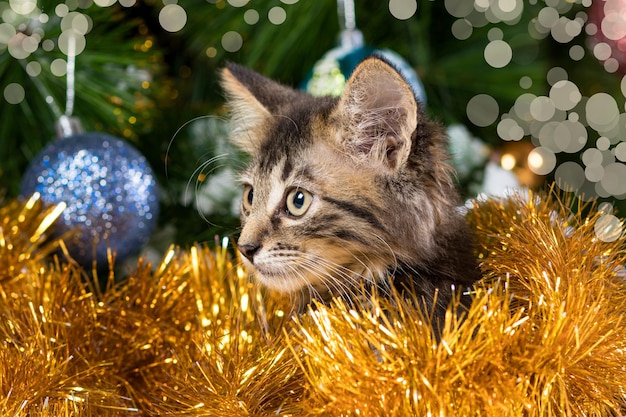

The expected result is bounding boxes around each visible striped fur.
[221,57,480,318]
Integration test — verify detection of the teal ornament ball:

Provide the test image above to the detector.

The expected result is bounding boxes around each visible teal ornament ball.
[20,132,160,267]
[303,46,426,104]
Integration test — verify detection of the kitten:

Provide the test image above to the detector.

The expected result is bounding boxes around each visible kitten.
[220,57,480,320]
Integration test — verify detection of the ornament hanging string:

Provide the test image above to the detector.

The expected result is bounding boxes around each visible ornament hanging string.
[337,0,355,32]
[65,36,76,118]
[58,34,78,138]
[337,0,363,50]
[19,33,79,137]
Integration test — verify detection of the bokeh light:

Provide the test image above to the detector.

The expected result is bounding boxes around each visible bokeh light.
[530,96,556,122]
[221,31,243,52]
[500,153,516,170]
[159,4,187,33]
[9,0,37,15]
[467,94,499,127]
[0,23,16,48]
[58,30,86,56]
[597,136,611,151]
[25,61,41,76]
[61,12,91,35]
[227,0,249,6]
[594,42,612,60]
[206,46,217,58]
[569,44,585,60]
[389,0,417,20]
[56,3,69,17]
[601,163,626,196]
[268,6,286,25]
[546,66,568,85]
[549,80,581,111]
[528,147,557,176]
[451,18,473,40]
[444,0,473,18]
[93,0,116,7]
[599,0,626,42]
[51,58,67,77]
[42,39,54,51]
[519,76,533,89]
[595,213,623,242]
[458,0,626,200]
[244,9,259,25]
[555,161,585,192]
[615,142,626,162]
[586,93,619,132]
[3,82,25,104]
[484,39,512,68]
[497,118,524,141]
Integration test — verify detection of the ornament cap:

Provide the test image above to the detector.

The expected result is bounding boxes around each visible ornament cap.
[56,115,83,139]
[339,28,364,51]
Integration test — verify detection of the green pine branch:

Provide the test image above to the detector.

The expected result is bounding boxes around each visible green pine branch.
[2,0,625,244]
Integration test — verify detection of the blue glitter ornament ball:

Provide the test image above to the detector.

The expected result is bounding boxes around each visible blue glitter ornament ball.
[20,132,160,267]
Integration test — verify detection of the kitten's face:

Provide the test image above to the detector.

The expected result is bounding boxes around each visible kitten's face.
[237,128,393,295]
[221,58,457,301]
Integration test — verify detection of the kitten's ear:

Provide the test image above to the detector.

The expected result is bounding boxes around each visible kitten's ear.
[335,57,418,171]
[220,64,271,154]
[220,63,301,154]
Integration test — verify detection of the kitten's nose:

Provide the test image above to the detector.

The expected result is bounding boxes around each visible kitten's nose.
[238,243,261,262]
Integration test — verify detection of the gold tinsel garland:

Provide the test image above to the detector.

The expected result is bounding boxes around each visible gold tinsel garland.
[0,191,625,416]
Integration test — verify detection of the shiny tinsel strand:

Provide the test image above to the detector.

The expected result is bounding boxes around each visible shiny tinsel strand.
[1,191,626,416]
[289,189,626,416]
[118,243,304,416]
[0,193,66,283]
[467,190,626,415]
[0,196,304,415]
[288,280,534,416]
[0,195,137,415]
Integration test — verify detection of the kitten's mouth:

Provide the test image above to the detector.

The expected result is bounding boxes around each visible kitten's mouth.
[251,265,281,278]
[255,271,308,293]
[246,262,316,293]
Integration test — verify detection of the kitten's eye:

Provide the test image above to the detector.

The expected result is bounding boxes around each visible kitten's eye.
[242,185,254,213]
[286,188,313,217]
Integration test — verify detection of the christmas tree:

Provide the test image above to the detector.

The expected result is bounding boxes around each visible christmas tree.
[2,0,625,254]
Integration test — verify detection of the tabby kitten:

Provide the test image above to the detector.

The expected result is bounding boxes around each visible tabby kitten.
[220,57,480,319]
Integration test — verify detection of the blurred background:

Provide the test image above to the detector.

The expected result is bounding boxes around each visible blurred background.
[1,0,625,261]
